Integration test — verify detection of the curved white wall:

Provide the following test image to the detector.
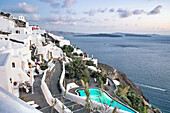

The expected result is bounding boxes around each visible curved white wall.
[41,66,71,113]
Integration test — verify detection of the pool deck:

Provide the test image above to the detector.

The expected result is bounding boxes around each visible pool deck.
[68,75,138,113]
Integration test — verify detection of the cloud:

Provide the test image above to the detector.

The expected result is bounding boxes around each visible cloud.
[40,0,53,3]
[27,14,40,21]
[83,20,94,23]
[39,0,60,9]
[117,9,132,18]
[104,19,109,21]
[51,10,60,14]
[84,8,108,16]
[44,14,85,26]
[133,10,144,15]
[109,8,115,12]
[148,5,162,15]
[84,9,97,16]
[47,15,83,26]
[97,8,108,13]
[66,10,77,15]
[31,14,40,21]
[3,2,38,14]
[62,0,75,8]
[51,3,60,8]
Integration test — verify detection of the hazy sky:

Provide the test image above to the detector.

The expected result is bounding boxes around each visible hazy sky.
[0,0,170,34]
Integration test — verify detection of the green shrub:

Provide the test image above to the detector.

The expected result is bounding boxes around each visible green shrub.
[86,60,94,66]
[82,75,90,83]
[116,85,145,112]
[80,53,83,56]
[73,52,78,56]
[65,58,89,82]
[31,56,36,61]
[55,40,60,47]
[62,45,74,52]
[40,65,48,70]
[62,45,74,58]
[66,51,72,57]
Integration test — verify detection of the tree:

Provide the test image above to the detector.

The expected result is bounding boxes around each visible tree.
[65,58,89,82]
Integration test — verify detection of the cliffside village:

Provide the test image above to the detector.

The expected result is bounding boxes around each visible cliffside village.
[0,13,99,113]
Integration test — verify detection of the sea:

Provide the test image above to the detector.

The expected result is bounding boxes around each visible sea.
[64,35,170,113]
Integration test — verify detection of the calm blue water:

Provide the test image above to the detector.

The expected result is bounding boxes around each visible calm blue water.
[65,35,170,113]
[78,88,135,113]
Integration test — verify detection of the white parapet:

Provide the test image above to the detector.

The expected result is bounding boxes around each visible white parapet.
[41,66,72,113]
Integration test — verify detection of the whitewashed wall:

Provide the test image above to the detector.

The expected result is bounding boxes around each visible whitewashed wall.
[41,66,72,113]
[0,17,15,32]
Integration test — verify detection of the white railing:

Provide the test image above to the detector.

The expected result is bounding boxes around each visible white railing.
[41,66,72,113]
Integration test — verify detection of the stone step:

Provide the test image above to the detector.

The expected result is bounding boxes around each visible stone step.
[53,94,62,98]
[72,107,89,113]
[40,106,59,113]
[68,104,84,112]
[64,101,76,106]
[57,97,72,103]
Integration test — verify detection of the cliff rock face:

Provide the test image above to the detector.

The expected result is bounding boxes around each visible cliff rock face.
[98,63,143,96]
[98,63,161,113]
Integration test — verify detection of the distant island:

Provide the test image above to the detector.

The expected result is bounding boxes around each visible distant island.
[75,33,123,37]
[50,31,155,38]
[124,34,151,37]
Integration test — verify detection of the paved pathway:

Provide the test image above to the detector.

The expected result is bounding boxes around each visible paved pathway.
[20,74,58,113]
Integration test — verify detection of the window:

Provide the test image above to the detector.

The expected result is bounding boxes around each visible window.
[12,62,15,68]
[16,30,20,34]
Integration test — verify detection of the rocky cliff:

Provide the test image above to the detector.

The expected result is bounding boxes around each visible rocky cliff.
[98,63,143,96]
[98,63,161,113]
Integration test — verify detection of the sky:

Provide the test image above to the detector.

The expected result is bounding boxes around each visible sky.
[0,0,170,35]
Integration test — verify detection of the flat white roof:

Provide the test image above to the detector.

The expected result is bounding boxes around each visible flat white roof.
[9,34,31,41]
[0,40,24,51]
[0,53,10,66]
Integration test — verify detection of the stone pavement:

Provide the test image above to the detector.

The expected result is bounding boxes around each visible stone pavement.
[19,73,58,113]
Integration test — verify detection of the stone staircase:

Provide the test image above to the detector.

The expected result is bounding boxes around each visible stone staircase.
[53,94,89,113]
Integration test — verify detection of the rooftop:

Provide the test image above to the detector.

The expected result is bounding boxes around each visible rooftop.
[9,34,31,41]
[0,40,24,53]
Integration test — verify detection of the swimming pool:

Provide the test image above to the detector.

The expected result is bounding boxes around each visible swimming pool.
[78,88,135,113]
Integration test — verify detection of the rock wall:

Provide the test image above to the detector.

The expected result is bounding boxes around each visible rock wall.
[45,65,56,87]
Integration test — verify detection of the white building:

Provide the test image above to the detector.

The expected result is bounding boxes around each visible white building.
[48,33,70,47]
[0,39,31,97]
[32,26,46,35]
[83,57,98,67]
[0,53,13,94]
[37,42,63,62]
[0,16,15,33]
[12,27,32,35]
[18,15,26,22]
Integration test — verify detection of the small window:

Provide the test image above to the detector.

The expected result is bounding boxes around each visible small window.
[12,62,15,68]
[16,30,20,34]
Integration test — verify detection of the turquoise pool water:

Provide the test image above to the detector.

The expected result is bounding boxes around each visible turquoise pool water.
[78,88,135,113]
